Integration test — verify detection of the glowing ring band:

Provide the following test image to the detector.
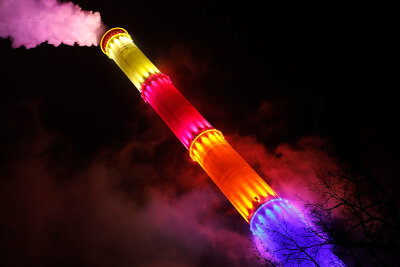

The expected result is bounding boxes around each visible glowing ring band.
[140,73,170,96]
[101,27,129,56]
[189,129,223,161]
[249,198,284,225]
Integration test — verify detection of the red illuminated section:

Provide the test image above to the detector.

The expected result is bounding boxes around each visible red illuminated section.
[190,130,278,221]
[141,74,214,149]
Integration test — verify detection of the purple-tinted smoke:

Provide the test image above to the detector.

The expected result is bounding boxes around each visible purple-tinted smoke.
[0,101,261,266]
[0,0,106,48]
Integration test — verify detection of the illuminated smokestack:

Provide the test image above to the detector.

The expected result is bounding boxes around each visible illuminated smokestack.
[101,27,277,221]
[100,28,345,266]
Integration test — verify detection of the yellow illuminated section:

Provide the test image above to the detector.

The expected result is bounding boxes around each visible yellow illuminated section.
[190,130,278,222]
[101,28,160,91]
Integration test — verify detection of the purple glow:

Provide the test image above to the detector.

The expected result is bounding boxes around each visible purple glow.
[250,199,344,266]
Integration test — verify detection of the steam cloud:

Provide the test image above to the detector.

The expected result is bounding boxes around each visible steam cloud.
[0,0,106,48]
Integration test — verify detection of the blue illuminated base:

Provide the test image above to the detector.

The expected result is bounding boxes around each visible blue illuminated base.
[250,198,345,266]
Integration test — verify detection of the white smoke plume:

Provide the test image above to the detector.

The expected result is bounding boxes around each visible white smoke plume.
[0,0,106,48]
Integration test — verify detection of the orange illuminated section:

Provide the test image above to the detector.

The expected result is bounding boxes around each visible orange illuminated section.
[190,130,278,222]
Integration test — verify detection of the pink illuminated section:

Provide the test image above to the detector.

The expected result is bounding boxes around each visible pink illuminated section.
[141,74,213,149]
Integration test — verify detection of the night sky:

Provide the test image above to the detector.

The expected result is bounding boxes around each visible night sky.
[1,1,398,266]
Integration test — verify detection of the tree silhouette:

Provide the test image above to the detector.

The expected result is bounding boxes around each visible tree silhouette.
[253,166,400,266]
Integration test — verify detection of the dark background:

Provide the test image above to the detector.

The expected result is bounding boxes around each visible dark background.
[0,1,397,266]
